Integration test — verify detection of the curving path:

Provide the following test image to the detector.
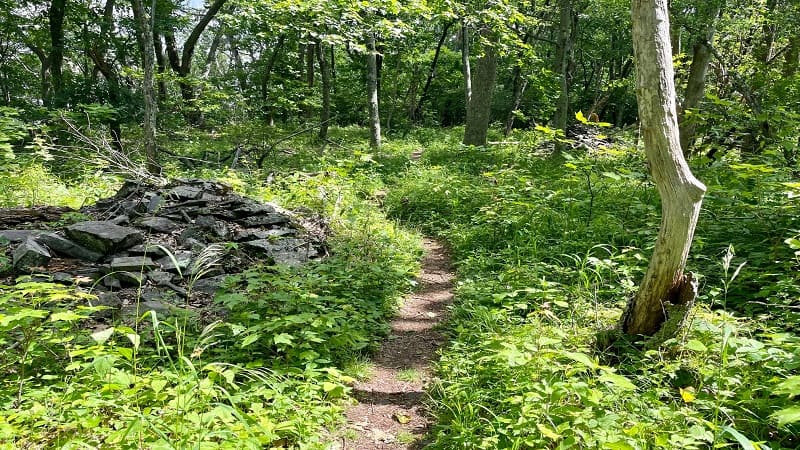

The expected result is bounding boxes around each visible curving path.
[338,238,455,449]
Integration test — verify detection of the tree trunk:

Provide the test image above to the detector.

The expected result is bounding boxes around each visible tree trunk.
[367,34,381,149]
[131,0,159,174]
[463,27,498,147]
[153,31,168,100]
[678,41,713,155]
[48,0,67,107]
[228,32,247,90]
[89,0,124,152]
[304,41,315,120]
[783,36,800,78]
[316,40,331,141]
[553,0,576,153]
[678,5,720,156]
[504,32,532,136]
[202,27,223,79]
[164,0,228,125]
[755,0,778,63]
[621,0,707,336]
[410,21,453,122]
[413,21,452,123]
[461,22,472,110]
[261,34,285,126]
[261,34,286,127]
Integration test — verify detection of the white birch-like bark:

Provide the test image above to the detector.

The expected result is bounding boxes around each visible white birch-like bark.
[622,0,707,336]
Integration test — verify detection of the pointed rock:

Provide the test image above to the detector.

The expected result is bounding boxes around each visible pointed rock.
[13,237,51,272]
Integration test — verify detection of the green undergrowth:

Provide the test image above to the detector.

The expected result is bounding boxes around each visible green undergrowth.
[385,137,800,449]
[0,128,423,448]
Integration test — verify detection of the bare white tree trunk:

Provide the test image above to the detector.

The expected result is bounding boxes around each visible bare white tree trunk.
[622,0,707,336]
[367,34,381,149]
[461,21,472,109]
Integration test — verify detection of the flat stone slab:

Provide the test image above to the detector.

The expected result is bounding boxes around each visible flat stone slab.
[243,238,317,267]
[233,202,277,218]
[191,274,229,295]
[237,214,291,227]
[37,232,103,262]
[127,243,169,258]
[147,270,175,285]
[66,221,143,254]
[157,251,193,273]
[112,271,145,286]
[234,228,296,241]
[168,185,203,200]
[0,230,44,244]
[13,238,51,271]
[136,216,179,233]
[110,256,158,272]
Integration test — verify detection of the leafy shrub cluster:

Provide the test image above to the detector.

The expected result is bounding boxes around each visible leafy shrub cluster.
[386,136,800,449]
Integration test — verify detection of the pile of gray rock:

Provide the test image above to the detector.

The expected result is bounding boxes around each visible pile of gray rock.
[0,179,326,321]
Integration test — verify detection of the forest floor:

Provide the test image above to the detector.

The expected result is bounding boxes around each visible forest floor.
[336,238,455,449]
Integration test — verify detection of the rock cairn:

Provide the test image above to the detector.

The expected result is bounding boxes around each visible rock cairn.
[0,179,326,320]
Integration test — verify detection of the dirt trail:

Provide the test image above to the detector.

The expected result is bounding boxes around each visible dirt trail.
[338,238,455,449]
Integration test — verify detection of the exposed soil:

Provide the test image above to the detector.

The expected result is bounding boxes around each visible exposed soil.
[337,238,455,449]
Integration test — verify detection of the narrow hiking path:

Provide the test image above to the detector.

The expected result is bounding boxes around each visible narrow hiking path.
[338,238,455,449]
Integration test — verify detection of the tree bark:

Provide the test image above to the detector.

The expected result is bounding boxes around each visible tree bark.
[461,22,472,110]
[621,0,706,336]
[316,39,331,141]
[152,30,168,100]
[678,5,721,155]
[163,0,228,125]
[48,0,67,107]
[504,31,532,136]
[412,21,452,123]
[463,27,498,147]
[131,0,159,174]
[367,34,381,149]
[86,0,124,152]
[260,34,285,126]
[783,35,800,78]
[202,27,223,79]
[304,40,315,119]
[553,0,576,153]
[228,31,247,89]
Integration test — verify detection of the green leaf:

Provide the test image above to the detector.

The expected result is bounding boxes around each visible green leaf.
[722,425,756,450]
[775,376,800,398]
[561,351,598,369]
[684,339,708,352]
[322,382,345,397]
[599,373,637,391]
[771,407,800,427]
[92,355,113,378]
[50,311,85,322]
[117,347,133,361]
[91,327,115,344]
[150,379,168,394]
[603,441,636,450]
[537,423,561,440]
[240,333,261,348]
[274,333,294,346]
